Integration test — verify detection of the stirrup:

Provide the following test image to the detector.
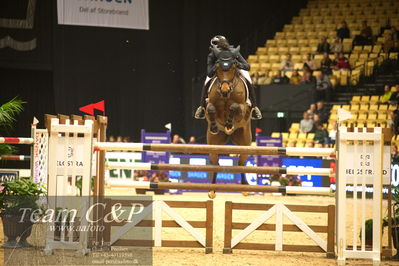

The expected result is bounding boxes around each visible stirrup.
[195,106,206,119]
[251,107,262,120]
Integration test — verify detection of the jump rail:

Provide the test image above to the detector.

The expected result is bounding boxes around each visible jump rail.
[0,155,31,161]
[0,137,34,144]
[112,181,333,195]
[105,162,333,176]
[95,142,335,157]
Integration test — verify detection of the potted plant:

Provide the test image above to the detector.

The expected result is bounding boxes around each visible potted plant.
[389,185,399,259]
[0,178,46,248]
[361,218,374,246]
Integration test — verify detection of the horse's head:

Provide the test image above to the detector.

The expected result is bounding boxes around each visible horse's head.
[211,46,240,98]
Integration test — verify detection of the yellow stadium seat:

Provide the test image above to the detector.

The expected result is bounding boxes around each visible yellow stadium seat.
[358,113,367,120]
[256,47,267,55]
[342,105,350,111]
[269,55,280,63]
[329,113,338,121]
[343,39,353,53]
[307,133,315,140]
[353,46,363,54]
[379,105,388,111]
[368,113,377,120]
[278,47,289,55]
[289,47,300,55]
[332,105,341,111]
[297,132,307,140]
[271,132,281,138]
[271,63,281,71]
[360,96,370,103]
[359,104,369,112]
[275,32,285,40]
[258,55,269,63]
[283,25,294,32]
[281,132,289,140]
[363,45,372,53]
[290,123,300,131]
[370,96,380,103]
[250,63,260,71]
[359,53,369,60]
[389,105,398,111]
[266,40,277,47]
[366,122,375,128]
[297,39,308,46]
[248,55,258,64]
[296,142,305,148]
[260,63,271,70]
[288,132,298,140]
[372,45,382,53]
[351,104,360,111]
[350,95,361,104]
[369,104,378,112]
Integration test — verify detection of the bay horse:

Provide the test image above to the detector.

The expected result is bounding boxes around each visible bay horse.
[205,46,252,198]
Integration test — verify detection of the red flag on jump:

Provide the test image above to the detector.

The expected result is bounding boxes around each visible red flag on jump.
[79,100,105,115]
[255,128,262,134]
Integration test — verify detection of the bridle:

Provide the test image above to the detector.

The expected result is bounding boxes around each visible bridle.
[215,58,238,98]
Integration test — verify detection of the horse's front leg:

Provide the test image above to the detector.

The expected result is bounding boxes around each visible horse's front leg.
[225,103,240,134]
[206,104,218,134]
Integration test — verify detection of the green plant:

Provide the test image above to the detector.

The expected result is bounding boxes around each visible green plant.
[360,218,374,242]
[0,97,25,157]
[0,178,46,217]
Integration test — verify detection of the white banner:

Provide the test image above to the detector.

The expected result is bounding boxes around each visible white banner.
[57,0,149,30]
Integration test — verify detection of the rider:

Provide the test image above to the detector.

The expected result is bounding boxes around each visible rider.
[194,35,262,120]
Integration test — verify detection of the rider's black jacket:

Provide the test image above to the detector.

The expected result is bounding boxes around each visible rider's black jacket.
[207,47,250,78]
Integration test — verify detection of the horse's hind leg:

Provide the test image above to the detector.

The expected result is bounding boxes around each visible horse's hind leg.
[206,104,218,134]
[225,103,240,134]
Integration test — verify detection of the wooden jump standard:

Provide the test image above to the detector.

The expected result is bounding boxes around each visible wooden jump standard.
[106,162,332,176]
[112,181,332,195]
[95,142,335,157]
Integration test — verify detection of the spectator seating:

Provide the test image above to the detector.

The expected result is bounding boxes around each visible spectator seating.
[248,0,399,86]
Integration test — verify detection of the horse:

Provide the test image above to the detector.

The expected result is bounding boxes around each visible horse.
[205,46,252,198]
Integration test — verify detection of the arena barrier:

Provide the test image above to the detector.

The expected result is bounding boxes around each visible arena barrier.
[44,117,392,264]
[112,181,332,195]
[223,201,335,257]
[103,199,213,253]
[0,121,48,184]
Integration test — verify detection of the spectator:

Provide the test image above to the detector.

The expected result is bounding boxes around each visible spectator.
[303,53,316,73]
[330,37,343,54]
[108,136,116,142]
[389,85,399,104]
[380,84,393,103]
[391,144,399,164]
[300,70,315,84]
[331,53,339,69]
[315,101,330,123]
[314,122,329,147]
[336,21,350,40]
[383,33,395,53]
[313,114,321,126]
[353,20,373,46]
[388,111,395,130]
[328,122,337,145]
[315,73,332,102]
[335,52,350,70]
[188,136,196,144]
[380,19,392,36]
[251,72,259,85]
[307,103,317,119]
[320,52,333,75]
[360,20,373,40]
[172,134,186,144]
[116,136,123,142]
[258,70,273,85]
[272,70,290,84]
[280,54,294,72]
[300,111,314,133]
[290,70,302,85]
[316,36,330,54]
[123,136,130,143]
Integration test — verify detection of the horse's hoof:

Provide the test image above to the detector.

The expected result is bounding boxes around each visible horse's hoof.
[242,192,250,197]
[208,191,216,199]
[224,126,234,135]
[210,127,219,135]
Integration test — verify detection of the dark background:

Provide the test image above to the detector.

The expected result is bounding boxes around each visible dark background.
[0,0,307,142]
